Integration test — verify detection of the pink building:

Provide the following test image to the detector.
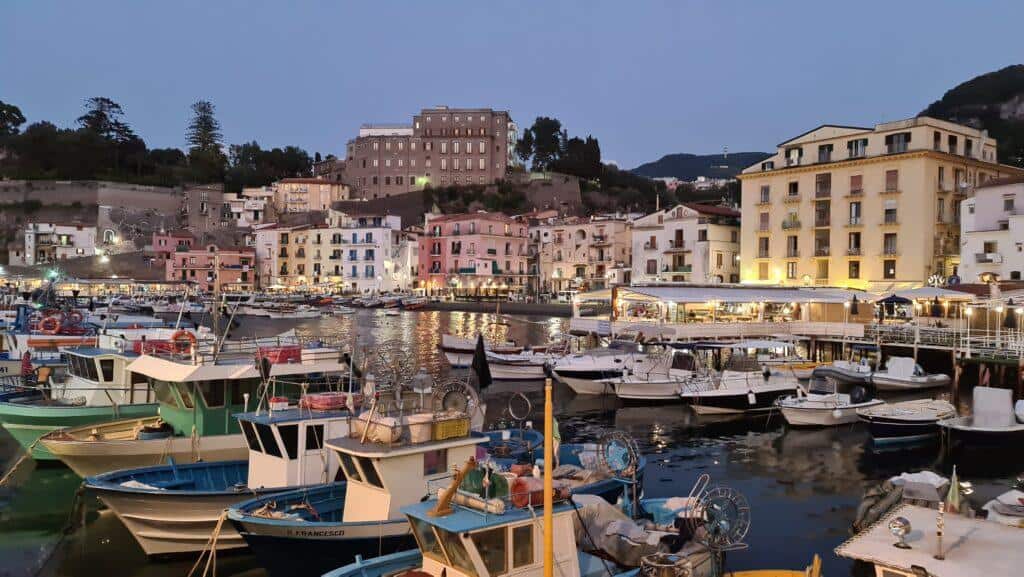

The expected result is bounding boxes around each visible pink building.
[419,212,530,298]
[151,231,195,261]
[165,244,256,293]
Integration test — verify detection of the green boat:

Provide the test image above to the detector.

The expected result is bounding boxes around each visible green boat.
[0,346,159,461]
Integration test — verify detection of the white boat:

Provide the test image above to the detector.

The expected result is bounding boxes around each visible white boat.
[857,398,957,444]
[982,489,1024,528]
[609,350,698,401]
[440,334,522,368]
[680,370,801,415]
[550,341,651,395]
[810,358,874,386]
[870,356,951,391]
[777,385,884,427]
[939,386,1024,447]
[266,304,321,319]
[483,345,571,381]
[329,305,356,315]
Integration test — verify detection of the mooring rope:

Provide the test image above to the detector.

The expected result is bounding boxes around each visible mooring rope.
[0,438,40,487]
[188,509,229,577]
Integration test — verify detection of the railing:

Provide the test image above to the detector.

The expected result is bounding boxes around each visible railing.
[975,253,1003,263]
[781,219,801,230]
[783,194,801,203]
[847,217,862,226]
[786,250,800,258]
[814,216,831,227]
[814,247,830,257]
[569,318,865,340]
[847,247,862,256]
[815,189,831,198]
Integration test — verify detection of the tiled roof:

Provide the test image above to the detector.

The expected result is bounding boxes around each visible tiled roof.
[977,175,1024,189]
[680,203,740,217]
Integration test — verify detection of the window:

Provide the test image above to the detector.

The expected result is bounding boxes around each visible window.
[847,138,868,158]
[409,517,445,563]
[356,456,382,487]
[788,181,799,196]
[884,201,898,224]
[758,262,769,280]
[759,185,770,203]
[436,527,477,577]
[479,158,485,170]
[513,524,534,568]
[471,527,508,576]
[759,212,769,231]
[646,259,657,275]
[816,259,829,280]
[99,359,114,382]
[758,237,769,258]
[1004,196,1015,212]
[934,131,942,151]
[441,158,447,170]
[885,132,911,154]
[441,141,447,153]
[716,252,723,267]
[240,420,262,451]
[849,174,863,195]
[338,451,362,482]
[786,235,798,257]
[786,261,797,279]
[937,198,945,222]
[884,259,896,279]
[885,170,899,192]
[305,424,324,451]
[255,423,282,458]
[849,201,861,225]
[849,232,861,254]
[197,380,225,407]
[817,144,833,163]
[884,233,898,255]
[1013,271,1022,280]
[849,261,860,279]
[948,134,958,154]
[278,424,299,459]
[423,449,448,475]
[815,173,831,197]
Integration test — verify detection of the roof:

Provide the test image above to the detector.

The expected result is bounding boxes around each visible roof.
[325,430,487,458]
[835,503,1023,577]
[976,175,1024,189]
[402,496,577,533]
[62,347,139,358]
[619,285,875,304]
[427,212,519,224]
[278,178,343,185]
[892,286,974,302]
[235,407,351,425]
[776,123,872,147]
[679,203,740,218]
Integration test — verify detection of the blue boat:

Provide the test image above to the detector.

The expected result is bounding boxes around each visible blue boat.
[228,426,645,577]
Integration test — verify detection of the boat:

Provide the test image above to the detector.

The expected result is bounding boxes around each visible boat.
[777,380,884,427]
[440,334,522,368]
[938,386,1024,447]
[84,403,353,556]
[481,343,572,381]
[550,340,649,395]
[870,356,951,391]
[329,305,356,315]
[400,296,427,310]
[810,358,874,387]
[857,398,957,444]
[228,418,646,577]
[677,344,801,414]
[982,488,1024,528]
[266,304,321,319]
[836,503,1022,577]
[383,309,401,317]
[40,334,355,477]
[608,349,699,401]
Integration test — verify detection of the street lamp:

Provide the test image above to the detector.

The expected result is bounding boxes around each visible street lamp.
[965,306,974,357]
[996,304,1005,345]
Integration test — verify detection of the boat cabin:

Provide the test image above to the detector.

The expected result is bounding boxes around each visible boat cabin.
[236,408,351,489]
[62,346,151,405]
[402,498,584,577]
[325,427,487,524]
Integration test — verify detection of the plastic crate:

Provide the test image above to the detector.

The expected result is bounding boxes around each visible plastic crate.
[432,417,470,441]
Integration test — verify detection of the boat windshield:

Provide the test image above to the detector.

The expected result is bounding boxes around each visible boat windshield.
[435,525,477,577]
[408,516,445,563]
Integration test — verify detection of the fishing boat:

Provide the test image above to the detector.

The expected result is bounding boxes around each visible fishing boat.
[40,335,354,477]
[440,334,522,368]
[836,503,1022,577]
[228,417,646,577]
[938,386,1024,447]
[481,343,571,381]
[776,380,884,427]
[857,399,957,444]
[84,403,353,556]
[869,356,951,391]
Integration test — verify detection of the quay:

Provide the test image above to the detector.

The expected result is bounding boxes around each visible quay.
[423,300,572,317]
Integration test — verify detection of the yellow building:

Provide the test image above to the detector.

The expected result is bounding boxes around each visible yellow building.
[274,178,349,213]
[739,117,1024,290]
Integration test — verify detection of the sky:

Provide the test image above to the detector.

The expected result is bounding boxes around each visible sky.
[4,0,1024,169]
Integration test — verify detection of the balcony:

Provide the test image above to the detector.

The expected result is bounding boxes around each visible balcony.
[667,264,692,273]
[814,216,831,227]
[643,241,658,250]
[756,199,771,206]
[757,251,770,259]
[785,157,803,167]
[814,247,830,257]
[881,188,901,195]
[845,189,863,198]
[883,247,900,256]
[782,194,802,204]
[882,216,899,226]
[664,240,690,252]
[846,217,863,227]
[975,253,1003,264]
[847,247,862,256]
[786,249,800,258]
[781,219,801,230]
[457,267,476,274]
[815,189,831,199]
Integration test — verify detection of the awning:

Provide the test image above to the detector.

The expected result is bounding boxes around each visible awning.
[618,285,875,305]
[890,286,974,302]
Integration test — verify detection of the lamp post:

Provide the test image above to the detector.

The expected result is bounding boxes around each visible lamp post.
[996,305,1005,346]
[965,307,974,358]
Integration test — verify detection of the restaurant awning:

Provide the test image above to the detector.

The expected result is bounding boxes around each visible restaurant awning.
[889,286,974,302]
[617,285,875,305]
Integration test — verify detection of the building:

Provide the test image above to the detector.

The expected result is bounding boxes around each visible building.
[181,184,230,235]
[8,222,97,266]
[149,231,195,261]
[419,212,530,298]
[273,178,349,213]
[165,244,255,293]
[960,177,1024,282]
[530,214,632,294]
[224,189,270,228]
[344,106,518,199]
[631,203,740,285]
[739,116,1024,290]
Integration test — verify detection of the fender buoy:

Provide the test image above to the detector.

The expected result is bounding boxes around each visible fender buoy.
[66,310,84,325]
[39,316,62,335]
[170,330,197,353]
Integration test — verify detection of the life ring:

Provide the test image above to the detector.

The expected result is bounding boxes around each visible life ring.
[66,310,84,325]
[39,316,62,335]
[170,330,197,353]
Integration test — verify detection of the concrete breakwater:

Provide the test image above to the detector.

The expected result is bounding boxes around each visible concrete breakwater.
[423,301,572,317]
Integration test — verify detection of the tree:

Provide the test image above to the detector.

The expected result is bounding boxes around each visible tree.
[186,100,223,153]
[314,151,322,163]
[0,101,26,137]
[515,128,534,165]
[77,97,130,140]
[528,117,562,171]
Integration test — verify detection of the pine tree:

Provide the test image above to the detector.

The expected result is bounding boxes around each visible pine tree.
[186,100,223,153]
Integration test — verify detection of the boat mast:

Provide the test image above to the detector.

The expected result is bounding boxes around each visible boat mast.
[543,377,553,577]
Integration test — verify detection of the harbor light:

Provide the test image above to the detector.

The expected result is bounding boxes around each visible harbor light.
[965,307,974,317]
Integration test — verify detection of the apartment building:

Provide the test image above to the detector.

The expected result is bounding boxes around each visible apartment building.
[419,212,530,298]
[631,204,740,285]
[959,177,1024,282]
[149,231,195,261]
[165,244,255,293]
[531,215,632,294]
[739,116,1024,290]
[182,184,230,234]
[8,222,97,266]
[344,107,518,199]
[224,189,270,228]
[273,178,349,213]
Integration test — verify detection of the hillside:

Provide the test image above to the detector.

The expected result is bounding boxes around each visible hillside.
[631,152,770,180]
[920,64,1024,167]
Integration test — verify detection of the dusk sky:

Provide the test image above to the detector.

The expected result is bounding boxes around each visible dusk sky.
[5,1,1023,168]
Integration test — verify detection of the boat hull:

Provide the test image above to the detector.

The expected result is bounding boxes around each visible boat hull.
[779,405,861,427]
[682,387,794,415]
[614,381,682,401]
[41,431,247,477]
[560,374,617,395]
[487,362,547,381]
[858,415,941,444]
[0,398,158,461]
[871,375,951,392]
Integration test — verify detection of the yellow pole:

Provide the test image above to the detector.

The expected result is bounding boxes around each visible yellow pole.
[543,377,554,577]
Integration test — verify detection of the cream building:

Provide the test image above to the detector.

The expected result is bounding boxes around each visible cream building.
[531,215,632,293]
[631,203,740,285]
[959,177,1024,283]
[739,116,1024,290]
[273,178,349,213]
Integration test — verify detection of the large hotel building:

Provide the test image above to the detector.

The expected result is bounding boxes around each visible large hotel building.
[739,117,1024,290]
[343,106,518,199]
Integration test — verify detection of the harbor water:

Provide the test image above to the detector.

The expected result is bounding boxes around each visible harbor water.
[0,309,1018,577]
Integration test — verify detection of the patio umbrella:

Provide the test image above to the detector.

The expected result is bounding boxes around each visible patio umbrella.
[850,295,859,315]
[1004,298,1017,330]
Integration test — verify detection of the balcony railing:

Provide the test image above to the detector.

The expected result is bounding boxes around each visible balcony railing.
[667,264,692,273]
[814,247,830,257]
[847,247,862,256]
[815,189,831,198]
[846,217,862,227]
[883,247,900,256]
[976,253,1003,264]
[781,219,801,230]
[882,215,899,225]
[757,251,769,259]
[786,249,800,258]
[814,216,831,227]
[783,194,801,203]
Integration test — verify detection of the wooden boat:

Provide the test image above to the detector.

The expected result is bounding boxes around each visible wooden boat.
[85,406,352,556]
[857,399,956,444]
[40,335,353,476]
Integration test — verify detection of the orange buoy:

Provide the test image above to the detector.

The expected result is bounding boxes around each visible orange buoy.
[38,316,62,335]
[170,330,197,353]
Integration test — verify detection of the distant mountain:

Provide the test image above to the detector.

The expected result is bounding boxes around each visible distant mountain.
[631,152,770,181]
[921,64,1024,167]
